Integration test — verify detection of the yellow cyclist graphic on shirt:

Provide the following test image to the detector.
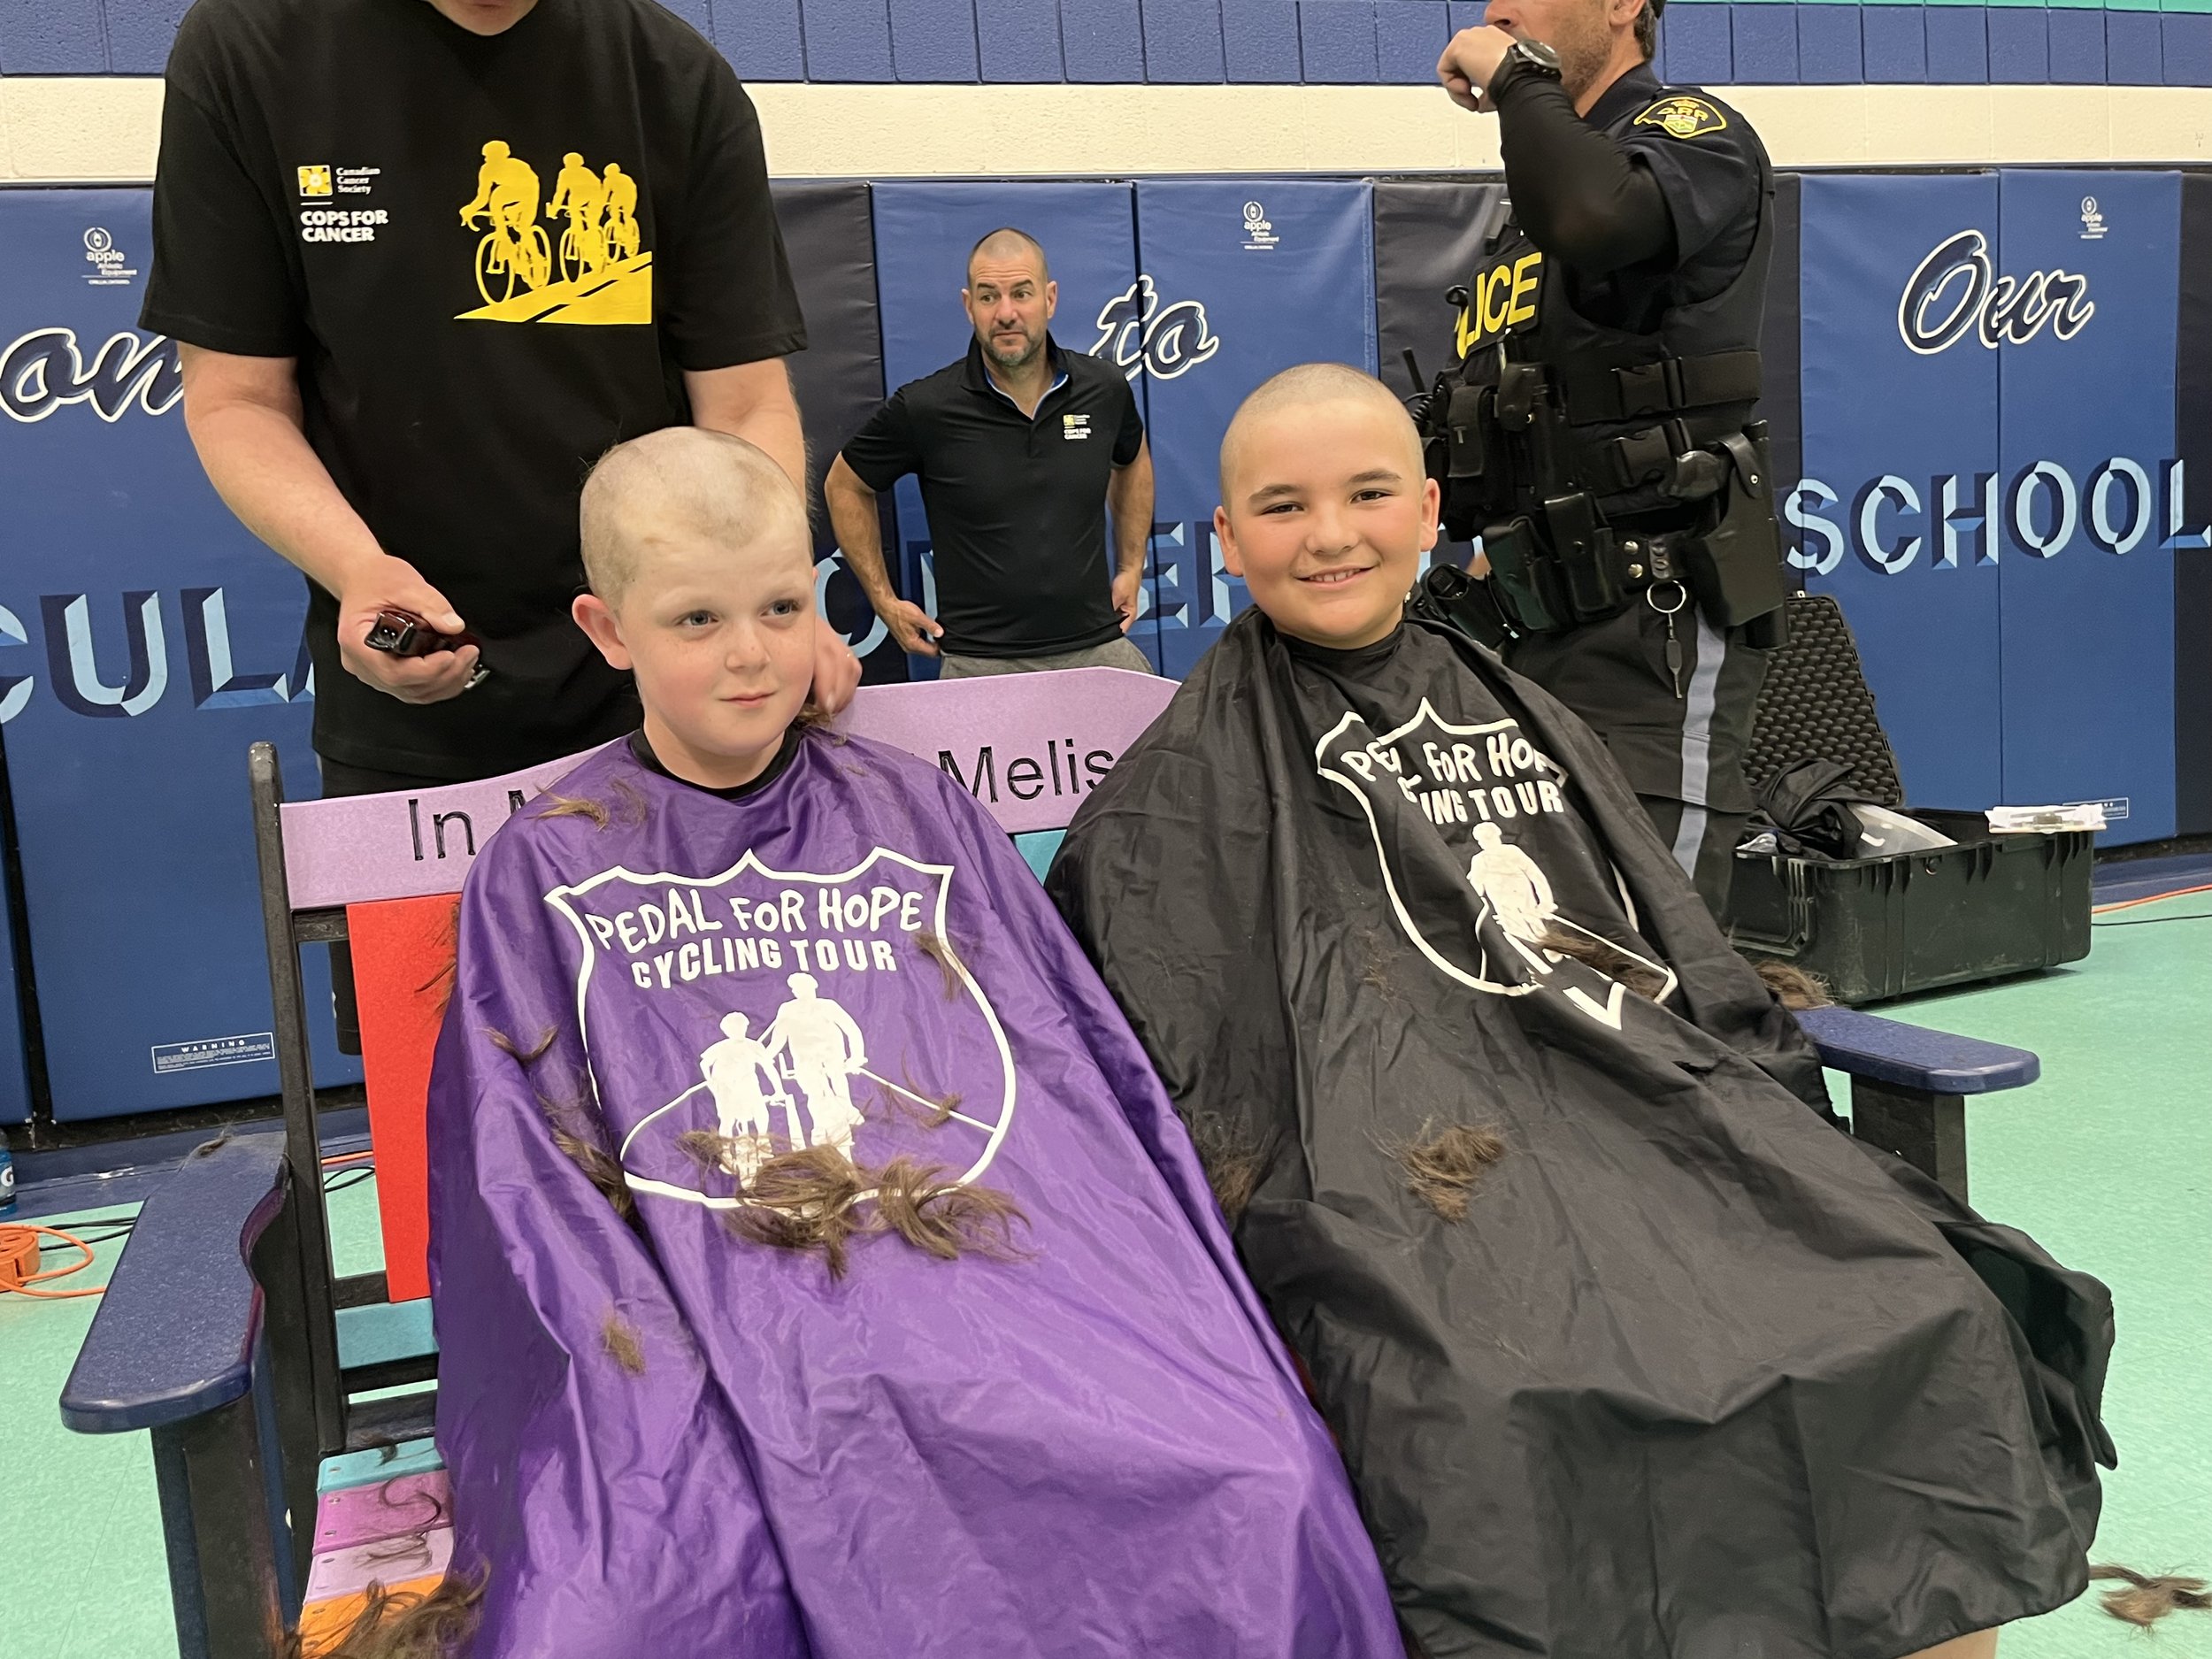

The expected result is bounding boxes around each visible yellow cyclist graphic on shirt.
[456,140,652,326]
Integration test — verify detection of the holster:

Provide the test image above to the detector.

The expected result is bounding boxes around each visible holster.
[1678,421,1789,643]
[1406,560,1515,650]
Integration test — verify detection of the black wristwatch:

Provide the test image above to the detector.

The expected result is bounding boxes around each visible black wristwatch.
[1493,37,1563,92]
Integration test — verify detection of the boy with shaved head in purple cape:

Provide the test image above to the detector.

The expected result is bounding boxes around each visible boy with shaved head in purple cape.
[419,428,1403,1657]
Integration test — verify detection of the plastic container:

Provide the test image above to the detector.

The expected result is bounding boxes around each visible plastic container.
[1726,810,2094,1006]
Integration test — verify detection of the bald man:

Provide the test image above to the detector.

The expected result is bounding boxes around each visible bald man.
[826,227,1156,679]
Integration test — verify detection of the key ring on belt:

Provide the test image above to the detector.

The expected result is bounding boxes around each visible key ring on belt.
[1645,580,1688,617]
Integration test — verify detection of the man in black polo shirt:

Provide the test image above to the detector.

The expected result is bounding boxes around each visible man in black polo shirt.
[826,228,1155,679]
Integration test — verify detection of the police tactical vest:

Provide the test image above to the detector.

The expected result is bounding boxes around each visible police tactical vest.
[1435,86,1775,538]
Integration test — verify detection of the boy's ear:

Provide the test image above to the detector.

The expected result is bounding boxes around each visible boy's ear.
[1418,477,1442,553]
[572,592,633,671]
[1214,505,1246,577]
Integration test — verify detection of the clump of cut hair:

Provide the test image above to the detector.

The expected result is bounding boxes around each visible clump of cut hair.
[1183,1112,1276,1224]
[537,1089,635,1220]
[872,1156,1030,1263]
[722,1143,874,1278]
[485,1026,557,1065]
[578,426,809,607]
[602,1310,648,1376]
[913,931,964,1002]
[674,1127,761,1178]
[2091,1564,2211,1627]
[531,777,649,833]
[1395,1121,1508,1223]
[534,792,609,829]
[288,1568,486,1659]
[1532,926,1672,1001]
[1753,959,1832,1011]
[720,1142,1028,1279]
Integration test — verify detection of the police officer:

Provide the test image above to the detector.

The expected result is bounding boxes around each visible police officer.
[1424,0,1788,914]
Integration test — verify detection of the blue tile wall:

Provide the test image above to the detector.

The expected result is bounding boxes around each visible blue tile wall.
[891,0,980,79]
[101,0,188,73]
[0,0,104,72]
[1299,0,1381,81]
[1375,1,1451,83]
[1859,4,1929,78]
[1799,3,1865,79]
[1732,4,1803,80]
[1665,3,1737,81]
[978,0,1066,80]
[5,0,2204,86]
[1142,0,1228,81]
[1062,0,1148,80]
[2105,8,2162,81]
[2164,11,2212,84]
[1925,4,1991,77]
[802,0,895,80]
[721,0,808,80]
[1986,4,2051,80]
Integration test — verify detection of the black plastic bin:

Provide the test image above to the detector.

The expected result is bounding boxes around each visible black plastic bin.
[1722,594,2094,1005]
[1726,810,2094,1004]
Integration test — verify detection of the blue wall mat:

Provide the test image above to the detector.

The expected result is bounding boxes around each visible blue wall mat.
[1924,4,1988,79]
[889,0,979,78]
[101,0,189,73]
[0,0,104,72]
[1062,0,1147,79]
[2045,4,2105,81]
[0,189,361,1120]
[1995,168,2179,843]
[1222,0,1302,80]
[1859,5,1929,79]
[2107,9,2163,82]
[2166,12,2212,86]
[1664,4,1733,83]
[657,0,716,40]
[1133,180,1377,676]
[1985,4,2048,80]
[0,852,27,1125]
[1796,173,2005,810]
[1375,1,1449,83]
[1142,0,1226,81]
[1732,4,1802,81]
[1299,1,1380,81]
[1798,3,1864,79]
[801,0,895,79]
[718,0,808,79]
[868,183,1156,674]
[1447,2,1488,30]
[978,0,1065,79]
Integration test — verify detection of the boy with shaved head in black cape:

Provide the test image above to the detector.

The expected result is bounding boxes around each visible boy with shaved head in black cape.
[1048,365,2117,1659]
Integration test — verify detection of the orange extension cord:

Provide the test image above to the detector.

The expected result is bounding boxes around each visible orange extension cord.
[2093,882,2212,917]
[0,1221,104,1299]
[0,1148,376,1303]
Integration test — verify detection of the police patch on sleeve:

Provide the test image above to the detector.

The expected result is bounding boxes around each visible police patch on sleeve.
[1634,96,1728,140]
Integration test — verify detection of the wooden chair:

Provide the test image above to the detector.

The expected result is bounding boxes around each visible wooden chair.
[59,668,2039,1657]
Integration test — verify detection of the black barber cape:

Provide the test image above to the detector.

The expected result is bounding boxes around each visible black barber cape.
[1048,611,2114,1659]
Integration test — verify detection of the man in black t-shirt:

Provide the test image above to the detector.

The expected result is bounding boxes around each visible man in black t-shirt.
[145,0,860,805]
[825,228,1156,679]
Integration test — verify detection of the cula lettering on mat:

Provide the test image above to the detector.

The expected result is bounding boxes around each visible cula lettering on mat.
[544,848,1016,1210]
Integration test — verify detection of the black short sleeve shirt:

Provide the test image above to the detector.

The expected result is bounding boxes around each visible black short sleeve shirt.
[144,0,806,779]
[840,337,1144,658]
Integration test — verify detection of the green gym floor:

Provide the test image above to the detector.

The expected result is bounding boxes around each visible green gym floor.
[3,891,2207,1659]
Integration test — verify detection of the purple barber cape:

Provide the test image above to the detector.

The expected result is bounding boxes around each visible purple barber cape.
[426,729,1402,1658]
